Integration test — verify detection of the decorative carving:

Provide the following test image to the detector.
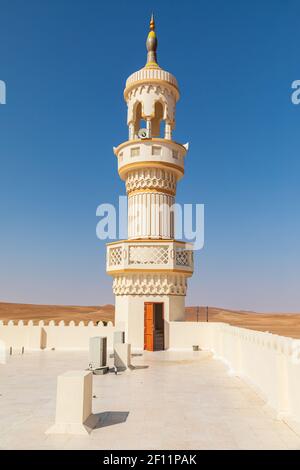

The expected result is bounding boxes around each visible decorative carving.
[126,168,176,194]
[113,273,187,296]
[125,67,179,100]
[129,245,169,265]
[129,84,174,100]
[109,247,123,266]
[175,249,193,267]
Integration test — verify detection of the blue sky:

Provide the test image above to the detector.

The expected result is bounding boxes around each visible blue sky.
[0,0,299,311]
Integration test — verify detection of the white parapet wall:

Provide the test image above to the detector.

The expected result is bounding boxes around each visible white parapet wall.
[169,321,300,423]
[0,320,116,351]
[0,339,6,364]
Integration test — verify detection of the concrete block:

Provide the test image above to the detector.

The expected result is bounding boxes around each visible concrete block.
[113,330,125,348]
[89,336,107,369]
[114,343,131,370]
[46,370,98,435]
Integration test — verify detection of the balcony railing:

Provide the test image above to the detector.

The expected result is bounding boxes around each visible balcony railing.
[106,240,194,274]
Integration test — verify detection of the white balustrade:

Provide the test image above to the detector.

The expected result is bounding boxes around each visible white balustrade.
[107,240,193,273]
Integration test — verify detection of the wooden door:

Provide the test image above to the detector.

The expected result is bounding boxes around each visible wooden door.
[144,303,154,351]
[144,302,164,351]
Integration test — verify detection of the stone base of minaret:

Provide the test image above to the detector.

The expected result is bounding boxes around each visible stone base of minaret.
[115,293,186,350]
[107,240,193,351]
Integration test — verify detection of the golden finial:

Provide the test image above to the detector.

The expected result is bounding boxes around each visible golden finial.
[146,13,159,68]
[150,12,155,31]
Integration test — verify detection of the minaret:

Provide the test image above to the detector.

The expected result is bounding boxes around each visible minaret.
[107,15,194,351]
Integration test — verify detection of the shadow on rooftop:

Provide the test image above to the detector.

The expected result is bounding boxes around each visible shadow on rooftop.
[92,411,129,429]
[128,364,149,370]
[109,353,143,358]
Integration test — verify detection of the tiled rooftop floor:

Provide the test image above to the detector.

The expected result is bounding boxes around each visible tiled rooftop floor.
[0,350,300,449]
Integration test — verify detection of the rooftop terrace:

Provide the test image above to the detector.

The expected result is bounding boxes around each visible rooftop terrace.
[1,350,300,449]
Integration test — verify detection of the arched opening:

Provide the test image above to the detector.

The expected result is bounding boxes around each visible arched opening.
[133,102,142,137]
[151,101,164,138]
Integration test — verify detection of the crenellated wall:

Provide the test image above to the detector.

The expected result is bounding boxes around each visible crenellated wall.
[0,320,115,351]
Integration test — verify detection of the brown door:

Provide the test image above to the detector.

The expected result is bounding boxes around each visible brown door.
[144,303,154,351]
[144,302,164,351]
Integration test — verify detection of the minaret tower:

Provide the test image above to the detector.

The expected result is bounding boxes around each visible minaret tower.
[107,15,194,350]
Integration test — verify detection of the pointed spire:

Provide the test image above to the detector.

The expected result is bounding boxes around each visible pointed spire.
[150,12,155,31]
[146,13,159,68]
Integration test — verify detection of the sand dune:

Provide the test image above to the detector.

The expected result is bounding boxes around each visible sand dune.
[0,302,114,325]
[0,302,300,338]
[186,306,300,338]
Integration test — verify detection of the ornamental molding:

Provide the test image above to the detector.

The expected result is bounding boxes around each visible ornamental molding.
[126,167,177,194]
[129,83,175,100]
[125,80,179,104]
[125,68,178,90]
[112,273,187,296]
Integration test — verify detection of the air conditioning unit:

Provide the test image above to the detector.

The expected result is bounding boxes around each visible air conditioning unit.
[89,336,107,371]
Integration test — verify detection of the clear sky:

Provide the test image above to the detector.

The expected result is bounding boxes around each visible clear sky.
[0,0,299,311]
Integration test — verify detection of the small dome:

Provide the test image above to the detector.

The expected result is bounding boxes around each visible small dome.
[124,15,179,100]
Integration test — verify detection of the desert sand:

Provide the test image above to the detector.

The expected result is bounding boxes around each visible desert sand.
[0,302,300,338]
[186,306,300,338]
[0,302,114,325]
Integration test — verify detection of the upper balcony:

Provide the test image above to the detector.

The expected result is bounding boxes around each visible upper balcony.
[106,240,194,275]
[114,139,187,181]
